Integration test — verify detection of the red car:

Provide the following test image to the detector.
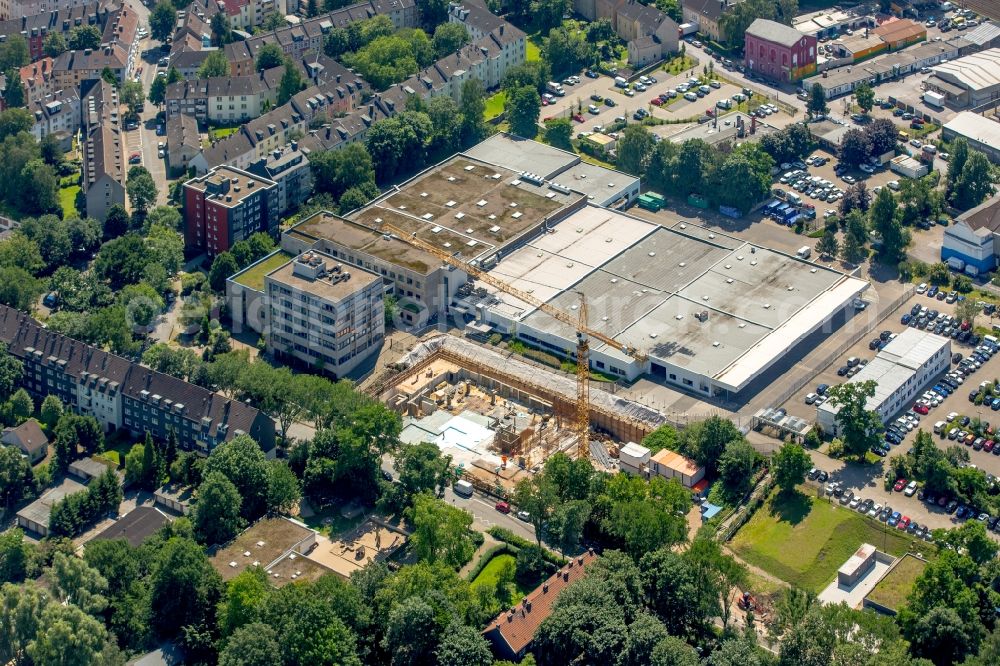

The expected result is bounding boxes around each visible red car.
[985,440,995,453]
[913,403,929,415]
[897,516,911,530]
[651,98,663,106]
[572,114,585,123]
[893,478,907,492]
[495,501,510,514]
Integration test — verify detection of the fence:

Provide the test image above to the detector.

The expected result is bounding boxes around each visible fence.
[760,285,916,415]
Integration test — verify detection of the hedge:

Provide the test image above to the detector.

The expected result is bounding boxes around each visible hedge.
[464,543,518,582]
[487,527,567,566]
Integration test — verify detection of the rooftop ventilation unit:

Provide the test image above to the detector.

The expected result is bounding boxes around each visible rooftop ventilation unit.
[520,172,544,185]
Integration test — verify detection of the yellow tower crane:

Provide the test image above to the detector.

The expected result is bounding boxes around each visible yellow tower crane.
[375,222,648,460]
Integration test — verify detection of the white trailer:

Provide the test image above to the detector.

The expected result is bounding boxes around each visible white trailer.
[924,90,946,108]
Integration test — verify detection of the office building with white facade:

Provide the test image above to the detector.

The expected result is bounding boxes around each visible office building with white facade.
[817,329,951,435]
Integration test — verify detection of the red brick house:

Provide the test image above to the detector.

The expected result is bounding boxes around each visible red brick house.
[745,18,818,83]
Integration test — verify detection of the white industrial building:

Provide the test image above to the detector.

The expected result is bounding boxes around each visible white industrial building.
[941,193,1000,273]
[459,206,869,396]
[817,329,951,435]
[924,48,1000,108]
[942,112,1000,165]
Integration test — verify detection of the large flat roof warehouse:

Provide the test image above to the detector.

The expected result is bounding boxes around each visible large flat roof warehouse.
[470,207,867,395]
[931,48,1000,92]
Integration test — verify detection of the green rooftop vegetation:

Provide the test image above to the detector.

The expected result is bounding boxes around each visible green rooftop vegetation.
[866,554,926,612]
[231,251,294,291]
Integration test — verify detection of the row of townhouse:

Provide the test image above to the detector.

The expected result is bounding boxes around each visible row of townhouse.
[0,304,276,454]
[221,0,417,71]
[217,0,286,32]
[0,0,115,21]
[572,0,679,66]
[50,1,139,87]
[80,79,125,221]
[0,0,111,61]
[189,75,388,174]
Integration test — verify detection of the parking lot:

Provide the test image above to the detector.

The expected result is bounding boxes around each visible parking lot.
[542,67,794,142]
[784,289,1000,539]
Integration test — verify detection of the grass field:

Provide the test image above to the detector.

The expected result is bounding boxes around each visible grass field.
[209,126,240,141]
[484,91,506,120]
[866,554,926,612]
[470,553,533,601]
[731,491,921,592]
[231,251,294,290]
[526,39,541,62]
[59,185,80,218]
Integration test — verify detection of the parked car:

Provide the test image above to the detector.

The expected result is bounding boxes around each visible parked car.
[495,501,510,513]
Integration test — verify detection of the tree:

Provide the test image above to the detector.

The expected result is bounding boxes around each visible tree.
[126,167,157,217]
[0,108,34,141]
[211,12,234,46]
[865,117,897,156]
[840,230,866,265]
[871,186,907,263]
[617,125,655,176]
[395,441,452,502]
[506,85,541,139]
[0,266,40,310]
[266,460,300,514]
[714,146,773,214]
[204,434,270,521]
[255,43,285,73]
[934,520,997,565]
[459,78,486,146]
[150,1,177,42]
[840,181,871,216]
[19,160,59,216]
[3,70,25,109]
[39,395,63,429]
[94,233,153,289]
[198,50,230,78]
[194,472,244,545]
[39,133,62,169]
[103,204,130,241]
[952,151,995,211]
[0,343,23,403]
[120,80,145,116]
[824,380,882,457]
[365,112,432,181]
[855,82,874,113]
[42,32,66,58]
[27,601,114,666]
[839,128,871,168]
[542,26,594,78]
[68,25,101,51]
[432,22,469,58]
[678,415,743,476]
[640,548,706,636]
[946,136,969,194]
[816,229,839,258]
[435,623,492,666]
[0,447,34,512]
[514,473,557,546]
[149,536,223,637]
[908,605,975,665]
[219,623,282,666]
[651,636,701,666]
[0,529,33,583]
[717,440,757,500]
[148,73,167,106]
[808,83,828,117]
[209,251,240,292]
[277,63,306,105]
[47,551,108,616]
[772,442,811,495]
[544,117,573,151]
[9,388,32,423]
[641,424,678,454]
[405,492,474,567]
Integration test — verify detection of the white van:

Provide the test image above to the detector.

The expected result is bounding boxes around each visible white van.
[934,420,947,435]
[796,246,811,259]
[788,192,802,205]
[453,480,474,497]
[984,334,998,346]
[614,76,628,88]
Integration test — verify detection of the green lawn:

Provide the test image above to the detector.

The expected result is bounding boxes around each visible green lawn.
[526,39,541,62]
[866,554,926,612]
[231,251,294,291]
[484,91,506,120]
[731,490,922,592]
[59,185,80,218]
[209,126,241,141]
[470,553,533,600]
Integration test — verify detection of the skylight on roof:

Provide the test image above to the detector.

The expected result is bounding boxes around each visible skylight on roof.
[477,199,488,207]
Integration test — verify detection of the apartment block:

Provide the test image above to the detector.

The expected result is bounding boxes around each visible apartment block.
[183,165,278,255]
[0,1,110,61]
[80,81,124,222]
[164,66,283,123]
[29,88,80,149]
[0,304,276,454]
[265,250,384,378]
[50,3,139,87]
[247,142,312,217]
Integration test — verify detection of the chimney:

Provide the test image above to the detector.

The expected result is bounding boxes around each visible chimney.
[542,582,549,593]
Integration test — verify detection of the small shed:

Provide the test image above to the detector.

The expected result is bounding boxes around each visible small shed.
[838,543,877,586]
[1,419,48,463]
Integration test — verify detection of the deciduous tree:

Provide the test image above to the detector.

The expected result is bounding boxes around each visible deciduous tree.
[150,1,177,42]
[772,442,812,495]
[824,380,882,456]
[194,472,244,545]
[506,85,541,139]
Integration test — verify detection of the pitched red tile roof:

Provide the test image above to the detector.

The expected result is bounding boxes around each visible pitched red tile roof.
[483,550,598,657]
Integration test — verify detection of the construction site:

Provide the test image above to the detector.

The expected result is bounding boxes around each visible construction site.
[375,334,668,493]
